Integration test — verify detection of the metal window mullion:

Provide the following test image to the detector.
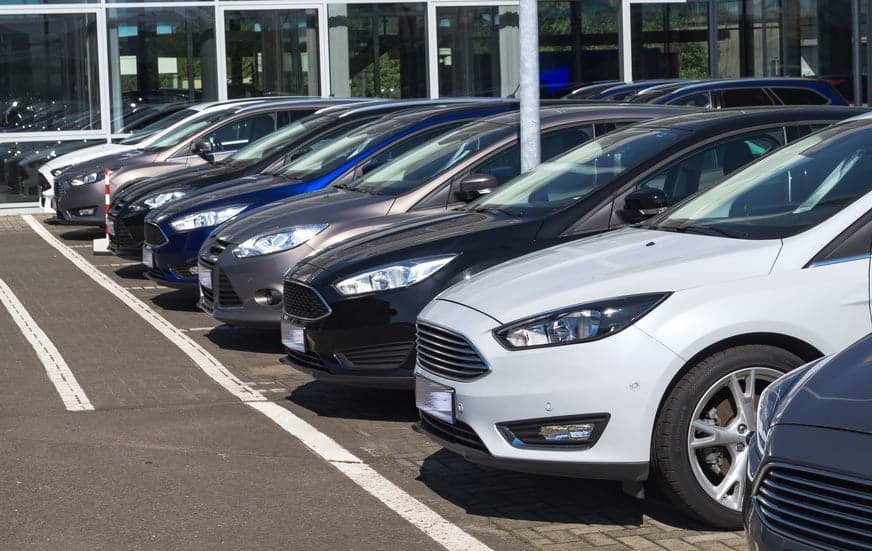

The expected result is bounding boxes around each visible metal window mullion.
[96,7,112,141]
[318,4,330,97]
[215,4,228,101]
[427,1,438,98]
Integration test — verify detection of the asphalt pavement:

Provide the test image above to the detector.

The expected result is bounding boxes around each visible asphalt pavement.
[0,215,749,551]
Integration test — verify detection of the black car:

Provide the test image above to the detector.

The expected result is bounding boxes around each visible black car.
[108,99,490,257]
[280,106,863,388]
[744,333,872,550]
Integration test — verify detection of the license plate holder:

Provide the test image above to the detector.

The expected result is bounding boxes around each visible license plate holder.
[281,318,306,353]
[198,264,212,290]
[142,246,153,269]
[415,375,456,424]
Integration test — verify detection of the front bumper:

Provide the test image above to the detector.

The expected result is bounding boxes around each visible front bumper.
[55,178,105,225]
[413,298,684,476]
[279,273,447,388]
[144,223,212,288]
[107,207,148,258]
[197,240,309,328]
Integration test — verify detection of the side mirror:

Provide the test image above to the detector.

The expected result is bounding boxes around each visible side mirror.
[193,140,213,159]
[454,173,498,202]
[620,188,669,224]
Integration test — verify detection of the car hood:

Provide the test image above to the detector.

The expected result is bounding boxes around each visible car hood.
[778,340,872,435]
[214,187,393,244]
[297,211,533,275]
[150,174,287,221]
[437,227,783,324]
[43,143,133,171]
[117,164,241,204]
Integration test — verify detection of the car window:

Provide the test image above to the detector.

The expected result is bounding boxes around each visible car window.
[467,143,521,186]
[540,125,593,160]
[720,88,775,107]
[366,123,466,167]
[771,87,829,106]
[636,129,786,204]
[201,112,278,153]
[809,211,872,265]
[649,123,872,239]
[668,92,712,108]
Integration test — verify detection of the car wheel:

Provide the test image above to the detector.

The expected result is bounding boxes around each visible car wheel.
[652,345,803,529]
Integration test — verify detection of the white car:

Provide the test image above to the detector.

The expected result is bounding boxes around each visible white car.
[414,115,872,529]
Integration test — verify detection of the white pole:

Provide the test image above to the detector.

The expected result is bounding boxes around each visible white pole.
[519,0,540,172]
[619,0,633,82]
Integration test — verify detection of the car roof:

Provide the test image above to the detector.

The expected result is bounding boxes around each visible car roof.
[311,97,515,119]
[632,105,866,133]
[230,97,367,114]
[476,104,698,126]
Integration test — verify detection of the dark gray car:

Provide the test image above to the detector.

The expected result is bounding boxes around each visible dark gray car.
[198,104,693,327]
[744,333,872,550]
[54,98,341,225]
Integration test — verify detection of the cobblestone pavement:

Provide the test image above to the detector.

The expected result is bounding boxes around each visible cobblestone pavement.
[1,215,750,550]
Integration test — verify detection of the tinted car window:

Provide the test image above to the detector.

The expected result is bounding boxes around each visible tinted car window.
[810,211,872,265]
[721,88,775,107]
[668,92,712,108]
[540,125,593,160]
[771,87,829,105]
[468,127,690,216]
[120,107,199,145]
[650,123,872,239]
[637,129,786,204]
[469,142,521,185]
[202,112,277,152]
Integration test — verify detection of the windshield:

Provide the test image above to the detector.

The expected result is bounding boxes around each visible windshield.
[223,117,329,166]
[140,109,235,151]
[120,108,199,145]
[650,123,872,240]
[347,122,513,196]
[468,127,689,216]
[277,118,406,180]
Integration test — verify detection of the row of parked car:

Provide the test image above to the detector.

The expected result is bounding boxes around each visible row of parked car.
[40,78,872,547]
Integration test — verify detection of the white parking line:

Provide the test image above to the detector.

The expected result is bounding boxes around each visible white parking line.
[23,215,491,551]
[0,278,93,412]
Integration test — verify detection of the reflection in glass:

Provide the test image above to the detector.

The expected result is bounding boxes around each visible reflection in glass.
[631,2,710,79]
[108,7,218,133]
[538,0,620,96]
[328,3,427,98]
[225,9,320,98]
[0,140,94,203]
[437,6,519,97]
[0,14,100,132]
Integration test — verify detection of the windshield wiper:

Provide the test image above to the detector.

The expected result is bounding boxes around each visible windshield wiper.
[473,205,517,216]
[678,225,748,239]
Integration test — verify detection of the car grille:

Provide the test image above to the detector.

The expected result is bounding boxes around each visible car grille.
[285,349,326,371]
[108,216,139,250]
[337,342,413,370]
[419,412,488,453]
[282,281,330,320]
[755,463,872,550]
[145,266,166,282]
[217,269,242,307]
[416,323,489,380]
[144,222,168,247]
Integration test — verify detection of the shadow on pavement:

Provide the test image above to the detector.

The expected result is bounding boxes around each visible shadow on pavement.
[417,448,710,530]
[115,264,147,280]
[206,326,284,354]
[59,227,102,241]
[287,380,418,423]
[149,288,200,312]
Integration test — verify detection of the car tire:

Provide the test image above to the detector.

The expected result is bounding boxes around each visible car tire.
[652,344,804,529]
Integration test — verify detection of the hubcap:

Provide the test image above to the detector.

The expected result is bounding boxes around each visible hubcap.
[686,367,782,512]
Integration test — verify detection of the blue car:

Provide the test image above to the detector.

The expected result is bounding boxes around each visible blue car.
[142,100,521,288]
[630,77,848,107]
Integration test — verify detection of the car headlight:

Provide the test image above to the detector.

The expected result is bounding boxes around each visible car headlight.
[494,293,670,349]
[334,255,458,296]
[170,205,248,232]
[52,166,70,177]
[70,168,110,186]
[755,359,823,453]
[142,190,190,210]
[233,224,328,259]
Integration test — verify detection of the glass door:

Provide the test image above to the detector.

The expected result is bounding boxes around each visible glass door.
[220,5,323,98]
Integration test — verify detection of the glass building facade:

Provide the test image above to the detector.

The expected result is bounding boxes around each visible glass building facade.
[0,0,869,206]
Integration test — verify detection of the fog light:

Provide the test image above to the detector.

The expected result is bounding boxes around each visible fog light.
[254,289,282,307]
[77,207,96,216]
[539,424,594,442]
[498,414,610,449]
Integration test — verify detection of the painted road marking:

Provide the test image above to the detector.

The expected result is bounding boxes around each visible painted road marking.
[0,278,94,412]
[23,215,492,551]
